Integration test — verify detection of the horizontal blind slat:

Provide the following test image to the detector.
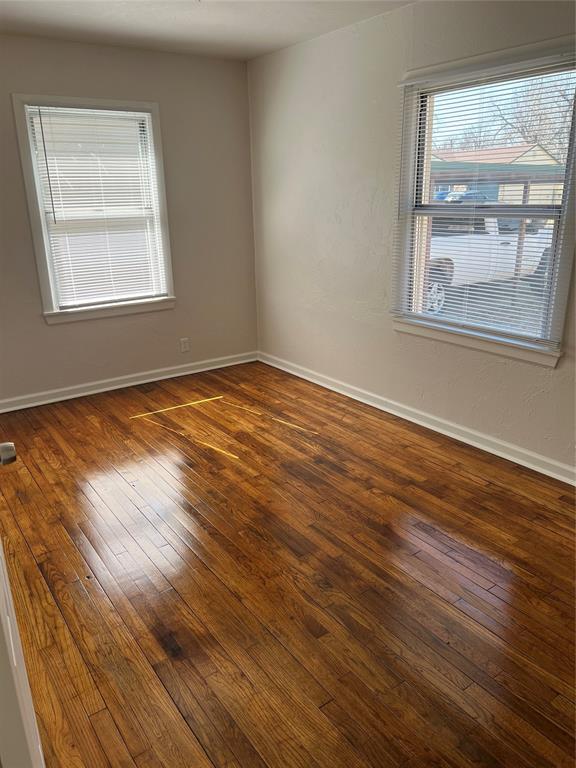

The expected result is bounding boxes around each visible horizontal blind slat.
[26,104,168,310]
[394,59,576,351]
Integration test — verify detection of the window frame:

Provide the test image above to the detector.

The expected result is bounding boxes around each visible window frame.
[13,94,175,324]
[393,53,576,368]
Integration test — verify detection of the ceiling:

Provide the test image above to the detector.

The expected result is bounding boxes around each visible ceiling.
[0,1,414,60]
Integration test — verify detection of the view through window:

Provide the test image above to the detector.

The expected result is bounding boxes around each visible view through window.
[20,103,172,316]
[395,60,576,353]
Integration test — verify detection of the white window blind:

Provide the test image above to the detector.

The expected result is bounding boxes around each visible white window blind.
[394,58,576,354]
[24,105,171,311]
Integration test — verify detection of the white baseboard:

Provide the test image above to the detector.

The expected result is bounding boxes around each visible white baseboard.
[1,348,572,485]
[257,352,575,486]
[0,352,258,414]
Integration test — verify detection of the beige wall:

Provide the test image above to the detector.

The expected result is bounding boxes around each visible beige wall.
[0,34,257,400]
[249,1,576,467]
[1,5,574,471]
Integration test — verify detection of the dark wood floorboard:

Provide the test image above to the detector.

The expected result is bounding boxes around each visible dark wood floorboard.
[0,361,574,767]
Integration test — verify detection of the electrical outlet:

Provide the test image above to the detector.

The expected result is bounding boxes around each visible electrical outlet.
[179,337,190,353]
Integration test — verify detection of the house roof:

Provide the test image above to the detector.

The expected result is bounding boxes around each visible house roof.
[431,144,557,164]
[430,160,565,183]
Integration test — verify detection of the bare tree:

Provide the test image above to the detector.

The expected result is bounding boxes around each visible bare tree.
[432,76,575,162]
[433,125,502,153]
[490,79,574,163]
[458,125,501,151]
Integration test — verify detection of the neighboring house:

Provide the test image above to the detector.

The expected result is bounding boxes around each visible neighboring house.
[432,143,558,165]
[430,143,564,204]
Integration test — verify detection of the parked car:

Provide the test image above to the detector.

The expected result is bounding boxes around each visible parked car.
[443,189,488,203]
[425,217,553,313]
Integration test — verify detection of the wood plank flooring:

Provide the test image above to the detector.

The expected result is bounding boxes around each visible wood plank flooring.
[0,361,574,768]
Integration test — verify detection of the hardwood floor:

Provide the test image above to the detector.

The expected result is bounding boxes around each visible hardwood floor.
[0,361,574,768]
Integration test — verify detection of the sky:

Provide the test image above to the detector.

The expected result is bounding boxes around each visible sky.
[429,67,576,164]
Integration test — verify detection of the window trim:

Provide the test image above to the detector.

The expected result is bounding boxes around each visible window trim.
[393,317,562,367]
[400,40,575,89]
[13,94,175,322]
[393,51,576,365]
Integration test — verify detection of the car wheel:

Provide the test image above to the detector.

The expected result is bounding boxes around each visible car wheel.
[425,281,446,314]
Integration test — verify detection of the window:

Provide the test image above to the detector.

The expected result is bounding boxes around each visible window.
[14,96,174,322]
[394,56,576,363]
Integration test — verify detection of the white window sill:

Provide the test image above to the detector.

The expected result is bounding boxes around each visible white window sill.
[44,296,176,324]
[393,317,561,368]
